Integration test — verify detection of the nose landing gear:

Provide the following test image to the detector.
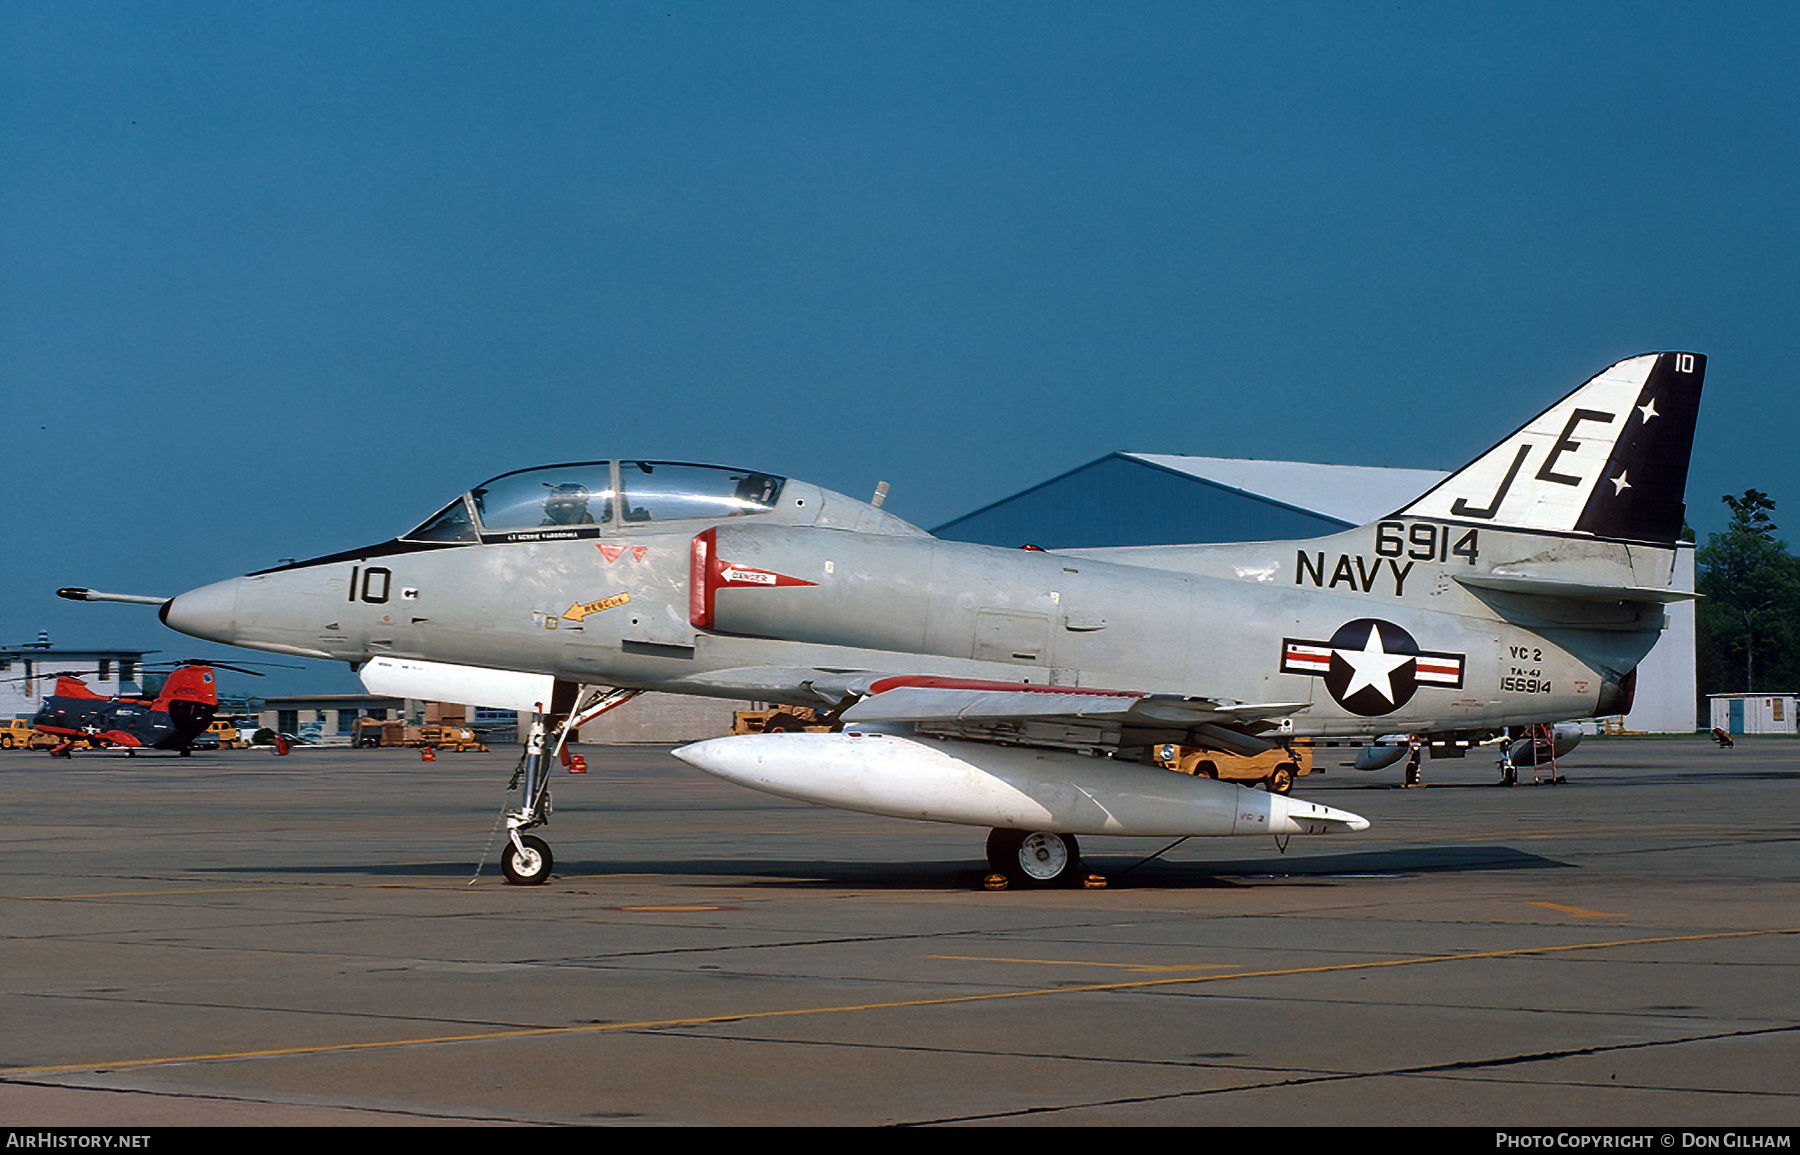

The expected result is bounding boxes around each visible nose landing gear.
[498,684,641,885]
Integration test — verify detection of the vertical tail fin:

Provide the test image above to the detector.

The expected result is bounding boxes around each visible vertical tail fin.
[1396,352,1705,545]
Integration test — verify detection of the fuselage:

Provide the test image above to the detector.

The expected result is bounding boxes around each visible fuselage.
[160,459,1668,740]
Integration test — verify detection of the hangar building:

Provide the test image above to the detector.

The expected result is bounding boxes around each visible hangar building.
[934,452,1697,734]
[1,641,148,720]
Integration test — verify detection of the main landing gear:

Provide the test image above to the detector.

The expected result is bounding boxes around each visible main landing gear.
[985,828,1085,888]
[500,683,641,885]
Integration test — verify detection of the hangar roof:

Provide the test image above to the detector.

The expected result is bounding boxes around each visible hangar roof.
[933,452,1450,550]
[1121,454,1448,527]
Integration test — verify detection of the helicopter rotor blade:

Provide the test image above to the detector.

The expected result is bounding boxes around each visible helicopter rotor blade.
[169,658,304,677]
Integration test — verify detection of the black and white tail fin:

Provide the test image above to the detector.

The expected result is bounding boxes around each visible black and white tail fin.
[1397,352,1705,545]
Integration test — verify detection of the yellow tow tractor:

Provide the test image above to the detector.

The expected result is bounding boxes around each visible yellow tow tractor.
[1153,742,1312,794]
[731,706,832,734]
[0,718,87,751]
[354,717,487,752]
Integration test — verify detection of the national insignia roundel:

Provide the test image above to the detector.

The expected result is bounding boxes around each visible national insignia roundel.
[1280,618,1465,717]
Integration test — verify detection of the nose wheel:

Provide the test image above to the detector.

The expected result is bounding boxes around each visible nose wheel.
[501,834,554,885]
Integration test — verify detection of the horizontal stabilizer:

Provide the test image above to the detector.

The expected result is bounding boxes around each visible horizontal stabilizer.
[1453,572,1698,603]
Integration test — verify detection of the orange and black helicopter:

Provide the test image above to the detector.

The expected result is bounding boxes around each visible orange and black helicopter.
[23,659,277,757]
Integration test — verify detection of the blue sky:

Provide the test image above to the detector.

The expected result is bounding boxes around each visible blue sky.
[4,2,1797,697]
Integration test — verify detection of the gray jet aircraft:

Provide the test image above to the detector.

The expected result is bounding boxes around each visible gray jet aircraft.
[74,351,1704,887]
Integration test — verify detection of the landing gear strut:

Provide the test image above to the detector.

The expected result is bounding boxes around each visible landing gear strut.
[1402,744,1424,787]
[500,683,641,885]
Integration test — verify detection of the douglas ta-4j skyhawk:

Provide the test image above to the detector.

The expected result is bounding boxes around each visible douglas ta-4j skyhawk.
[64,351,1704,887]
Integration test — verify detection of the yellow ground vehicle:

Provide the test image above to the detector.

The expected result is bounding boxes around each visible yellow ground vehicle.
[353,718,487,751]
[1153,742,1312,794]
[0,718,83,750]
[202,719,247,749]
[731,707,830,734]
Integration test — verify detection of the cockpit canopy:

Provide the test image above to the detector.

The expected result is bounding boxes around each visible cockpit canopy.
[404,461,787,544]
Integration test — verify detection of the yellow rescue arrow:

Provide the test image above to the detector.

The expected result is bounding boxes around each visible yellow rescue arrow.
[564,592,631,622]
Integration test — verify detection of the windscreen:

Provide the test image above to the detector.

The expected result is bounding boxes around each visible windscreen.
[402,497,479,543]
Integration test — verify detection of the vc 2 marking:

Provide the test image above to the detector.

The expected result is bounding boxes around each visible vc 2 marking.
[1502,642,1551,694]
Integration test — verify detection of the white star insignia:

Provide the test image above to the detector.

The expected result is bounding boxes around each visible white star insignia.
[1637,398,1659,423]
[1336,623,1413,705]
[1610,471,1631,495]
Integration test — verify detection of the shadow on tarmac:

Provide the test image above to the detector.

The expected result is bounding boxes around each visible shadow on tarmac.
[187,843,1570,890]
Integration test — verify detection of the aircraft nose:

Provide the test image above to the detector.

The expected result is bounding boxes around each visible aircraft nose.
[160,578,241,644]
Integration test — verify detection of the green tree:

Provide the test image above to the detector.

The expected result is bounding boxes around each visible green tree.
[1697,490,1800,692]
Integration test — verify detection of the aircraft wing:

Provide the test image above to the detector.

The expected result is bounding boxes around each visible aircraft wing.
[839,676,1307,755]
[841,680,1145,723]
[363,658,1304,756]
[841,676,1302,725]
[680,668,1307,754]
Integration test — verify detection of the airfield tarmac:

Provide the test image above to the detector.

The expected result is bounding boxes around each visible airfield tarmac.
[0,737,1794,1128]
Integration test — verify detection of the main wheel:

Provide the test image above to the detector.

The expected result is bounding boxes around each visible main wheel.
[501,834,554,885]
[986,828,1082,887]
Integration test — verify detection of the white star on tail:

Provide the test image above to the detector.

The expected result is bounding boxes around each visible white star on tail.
[1637,398,1659,423]
[1336,623,1413,705]
[1611,471,1632,495]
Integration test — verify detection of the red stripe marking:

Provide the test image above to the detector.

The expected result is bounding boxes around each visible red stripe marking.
[867,675,1145,698]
